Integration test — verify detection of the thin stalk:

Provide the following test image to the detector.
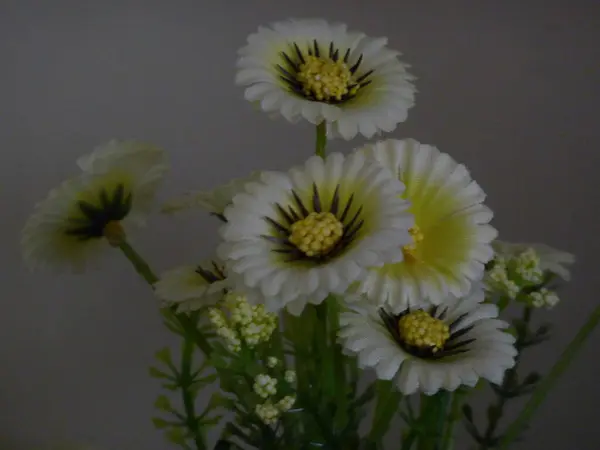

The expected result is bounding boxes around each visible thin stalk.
[117,240,213,356]
[497,303,600,449]
[180,331,206,450]
[479,308,532,449]
[315,122,327,158]
[440,390,466,450]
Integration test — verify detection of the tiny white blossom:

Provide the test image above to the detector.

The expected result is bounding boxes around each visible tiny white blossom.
[254,374,278,398]
[284,370,297,385]
[255,402,280,425]
[512,248,543,284]
[528,288,560,309]
[267,357,279,368]
[276,395,296,412]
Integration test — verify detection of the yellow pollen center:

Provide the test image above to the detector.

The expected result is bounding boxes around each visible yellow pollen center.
[288,212,344,257]
[402,225,424,262]
[398,310,450,353]
[296,55,357,102]
[103,220,125,247]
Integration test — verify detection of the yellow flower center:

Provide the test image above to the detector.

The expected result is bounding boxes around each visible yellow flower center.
[103,220,125,247]
[398,310,450,353]
[297,55,357,102]
[289,212,344,257]
[402,225,424,262]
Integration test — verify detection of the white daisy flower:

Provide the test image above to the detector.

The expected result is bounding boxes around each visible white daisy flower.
[218,151,414,315]
[492,241,575,281]
[161,172,262,219]
[236,18,416,140]
[339,286,517,395]
[155,260,229,313]
[354,139,497,311]
[22,141,168,272]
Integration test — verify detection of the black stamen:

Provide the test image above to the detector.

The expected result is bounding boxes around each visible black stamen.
[330,185,340,215]
[264,216,289,235]
[275,203,295,225]
[329,42,334,58]
[345,206,363,231]
[339,193,354,222]
[195,267,219,284]
[312,183,321,213]
[261,234,294,247]
[291,190,309,217]
[359,80,373,89]
[279,76,303,89]
[210,212,227,222]
[443,339,476,353]
[349,54,363,74]
[343,48,351,63]
[288,206,300,222]
[280,51,298,72]
[449,313,469,333]
[355,69,374,83]
[313,39,319,57]
[332,49,339,62]
[449,325,474,341]
[77,201,101,220]
[276,65,296,80]
[294,43,305,64]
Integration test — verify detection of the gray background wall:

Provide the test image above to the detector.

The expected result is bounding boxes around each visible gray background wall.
[2,1,599,449]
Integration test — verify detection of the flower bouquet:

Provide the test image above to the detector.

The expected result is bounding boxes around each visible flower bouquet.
[23,18,590,450]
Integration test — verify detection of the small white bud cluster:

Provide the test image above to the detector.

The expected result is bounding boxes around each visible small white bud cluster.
[527,288,560,309]
[266,356,279,368]
[276,395,296,412]
[284,370,297,385]
[253,368,297,425]
[255,402,280,425]
[253,374,278,399]
[512,248,544,284]
[207,292,278,352]
[487,257,520,299]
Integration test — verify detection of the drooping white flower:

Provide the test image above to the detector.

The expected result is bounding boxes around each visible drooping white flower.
[354,139,497,311]
[218,151,413,315]
[493,241,575,281]
[236,18,416,140]
[161,172,262,219]
[22,141,168,272]
[339,285,517,395]
[154,260,228,312]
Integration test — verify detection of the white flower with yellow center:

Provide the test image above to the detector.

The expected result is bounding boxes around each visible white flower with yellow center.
[21,141,168,272]
[492,241,575,281]
[236,18,416,140]
[218,152,413,315]
[161,172,262,219]
[354,139,497,311]
[339,286,517,395]
[154,260,229,313]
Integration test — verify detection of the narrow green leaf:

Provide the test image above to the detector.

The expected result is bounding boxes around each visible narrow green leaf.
[149,366,173,380]
[462,404,474,423]
[154,394,173,412]
[152,417,170,429]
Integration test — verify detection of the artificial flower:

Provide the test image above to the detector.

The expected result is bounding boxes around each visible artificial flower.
[492,241,575,281]
[161,171,262,219]
[218,151,413,315]
[354,139,497,311]
[339,285,517,395]
[154,260,229,312]
[236,18,416,140]
[22,141,168,272]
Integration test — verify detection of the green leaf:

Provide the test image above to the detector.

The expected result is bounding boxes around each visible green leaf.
[200,414,223,426]
[165,427,187,445]
[155,347,178,372]
[462,404,474,423]
[154,394,173,412]
[152,417,170,429]
[149,366,173,380]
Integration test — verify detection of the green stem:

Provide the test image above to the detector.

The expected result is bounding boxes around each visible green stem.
[440,390,466,450]
[315,121,327,158]
[368,379,402,445]
[417,392,450,450]
[479,307,533,449]
[116,240,213,356]
[497,303,600,449]
[180,329,206,450]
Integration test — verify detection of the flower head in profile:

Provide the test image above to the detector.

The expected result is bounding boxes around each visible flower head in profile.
[236,18,416,140]
[21,141,168,272]
[161,172,262,220]
[339,286,517,395]
[219,151,413,315]
[354,139,497,311]
[155,259,229,313]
